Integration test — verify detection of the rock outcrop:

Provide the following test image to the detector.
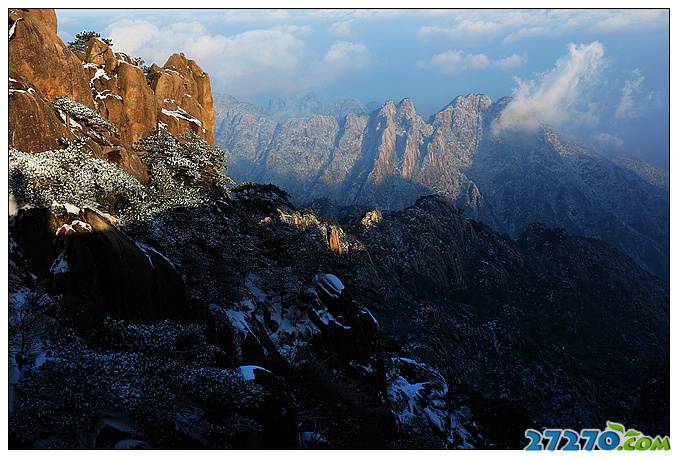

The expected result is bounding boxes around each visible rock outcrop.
[9,9,94,107]
[50,207,187,322]
[8,8,216,183]
[152,53,215,143]
[83,38,159,146]
[9,74,76,152]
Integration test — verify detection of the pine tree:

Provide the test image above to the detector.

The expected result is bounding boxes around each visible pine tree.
[67,31,113,53]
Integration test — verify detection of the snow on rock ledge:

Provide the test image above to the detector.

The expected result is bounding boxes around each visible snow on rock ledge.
[386,356,476,449]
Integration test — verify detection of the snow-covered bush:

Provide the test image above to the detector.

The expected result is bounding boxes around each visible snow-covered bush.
[9,141,147,217]
[9,128,233,223]
[230,182,292,214]
[137,128,232,198]
[53,96,118,133]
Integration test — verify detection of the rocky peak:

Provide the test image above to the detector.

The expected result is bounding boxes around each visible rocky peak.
[396,97,416,117]
[451,93,492,111]
[83,38,116,66]
[377,100,397,120]
[262,92,368,120]
[152,53,215,143]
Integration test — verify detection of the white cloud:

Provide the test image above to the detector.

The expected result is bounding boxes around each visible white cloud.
[595,132,624,147]
[467,53,491,70]
[590,9,666,33]
[183,30,306,95]
[417,10,666,46]
[456,19,503,35]
[293,41,371,90]
[107,18,307,96]
[502,26,550,45]
[495,53,527,69]
[105,17,375,97]
[106,19,237,66]
[214,9,291,24]
[272,24,311,35]
[615,70,644,119]
[427,50,526,74]
[418,20,502,40]
[494,41,605,133]
[329,20,352,37]
[322,41,369,71]
[428,50,490,73]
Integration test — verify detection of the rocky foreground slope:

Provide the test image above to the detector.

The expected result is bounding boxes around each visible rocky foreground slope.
[8,9,669,449]
[214,95,669,280]
[8,141,670,448]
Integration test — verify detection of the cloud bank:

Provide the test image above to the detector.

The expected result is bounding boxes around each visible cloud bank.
[106,18,369,97]
[416,9,667,45]
[615,70,645,119]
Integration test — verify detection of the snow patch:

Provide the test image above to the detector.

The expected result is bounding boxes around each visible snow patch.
[316,273,344,299]
[90,67,112,86]
[63,202,81,215]
[134,240,176,270]
[55,220,92,236]
[237,365,270,381]
[9,20,17,39]
[57,109,83,130]
[161,107,202,126]
[95,90,123,101]
[313,307,351,330]
[299,431,330,448]
[50,250,69,274]
[360,307,379,328]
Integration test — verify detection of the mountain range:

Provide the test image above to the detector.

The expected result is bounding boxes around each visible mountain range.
[214,93,669,280]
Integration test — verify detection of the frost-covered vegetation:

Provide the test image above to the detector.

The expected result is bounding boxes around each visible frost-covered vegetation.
[9,141,147,216]
[53,96,118,134]
[136,128,232,211]
[9,127,231,223]
[10,319,264,448]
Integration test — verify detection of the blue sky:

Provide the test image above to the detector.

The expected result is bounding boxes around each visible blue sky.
[56,9,669,167]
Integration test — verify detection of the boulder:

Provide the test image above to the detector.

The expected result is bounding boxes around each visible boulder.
[11,207,64,276]
[83,37,115,66]
[50,207,187,321]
